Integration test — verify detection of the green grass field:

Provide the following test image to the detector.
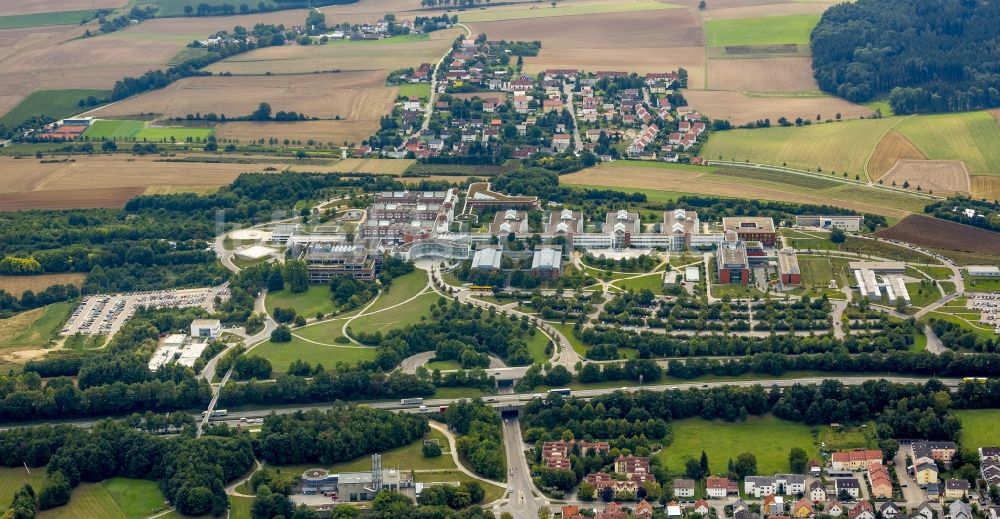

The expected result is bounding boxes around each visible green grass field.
[905,282,941,308]
[253,339,377,373]
[328,429,455,472]
[954,409,1000,449]
[659,415,819,476]
[82,120,147,140]
[896,111,1000,176]
[266,285,337,318]
[0,89,108,127]
[368,271,429,312]
[798,255,851,289]
[0,302,75,347]
[414,470,506,503]
[229,495,253,519]
[612,273,664,295]
[455,0,679,23]
[348,292,438,335]
[817,423,877,451]
[398,83,431,100]
[0,10,95,29]
[705,14,821,47]
[35,478,165,519]
[526,329,551,364]
[967,278,1000,292]
[0,467,47,513]
[133,127,213,142]
[100,478,169,519]
[137,0,297,17]
[702,117,899,178]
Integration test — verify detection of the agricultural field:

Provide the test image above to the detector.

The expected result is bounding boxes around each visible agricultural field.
[659,415,819,476]
[877,215,1000,256]
[216,120,380,147]
[467,9,707,83]
[133,126,214,142]
[561,161,927,217]
[955,409,1000,448]
[92,71,396,121]
[82,119,148,140]
[1,0,125,16]
[705,14,820,47]
[454,0,680,23]
[895,111,1000,178]
[0,273,86,295]
[706,58,817,92]
[702,117,898,178]
[971,177,1000,202]
[0,155,282,210]
[204,30,460,76]
[867,131,927,179]
[0,467,47,513]
[0,302,74,359]
[0,89,108,127]
[328,158,415,175]
[0,10,97,30]
[684,90,873,126]
[880,160,971,195]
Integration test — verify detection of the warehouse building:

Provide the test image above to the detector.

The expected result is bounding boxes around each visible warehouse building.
[968,265,1000,277]
[795,215,864,232]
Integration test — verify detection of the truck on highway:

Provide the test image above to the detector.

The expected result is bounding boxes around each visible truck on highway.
[201,409,227,418]
[548,388,571,396]
[400,398,424,406]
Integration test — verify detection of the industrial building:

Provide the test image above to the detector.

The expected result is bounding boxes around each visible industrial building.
[776,249,801,286]
[722,217,777,246]
[148,334,209,372]
[303,244,381,282]
[718,242,750,285]
[795,215,864,232]
[190,319,221,339]
[298,455,413,502]
[968,265,1000,277]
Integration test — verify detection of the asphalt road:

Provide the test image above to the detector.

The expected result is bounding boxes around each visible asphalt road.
[495,418,547,517]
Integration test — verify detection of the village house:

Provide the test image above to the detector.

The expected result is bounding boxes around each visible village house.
[706,477,738,498]
[636,499,655,519]
[694,500,711,515]
[880,502,901,519]
[849,501,875,519]
[912,441,958,467]
[866,462,892,499]
[763,495,786,516]
[943,478,970,499]
[835,478,860,499]
[949,500,972,519]
[828,501,845,517]
[914,461,939,485]
[809,481,827,502]
[831,449,883,471]
[673,479,696,498]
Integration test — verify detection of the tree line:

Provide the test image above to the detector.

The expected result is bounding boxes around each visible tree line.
[811,0,1000,113]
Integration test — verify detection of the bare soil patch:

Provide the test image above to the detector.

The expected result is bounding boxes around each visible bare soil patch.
[971,176,1000,202]
[877,214,1000,256]
[880,160,971,195]
[681,90,873,124]
[707,58,816,91]
[868,131,927,179]
[92,71,396,120]
[0,187,145,210]
[217,120,379,146]
[0,273,86,295]
[704,2,831,20]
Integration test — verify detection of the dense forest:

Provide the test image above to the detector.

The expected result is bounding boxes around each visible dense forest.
[811,0,1000,113]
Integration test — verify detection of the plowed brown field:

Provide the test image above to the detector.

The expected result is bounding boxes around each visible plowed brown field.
[707,58,816,91]
[877,214,1000,256]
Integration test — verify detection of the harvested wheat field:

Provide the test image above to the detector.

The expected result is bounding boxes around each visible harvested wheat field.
[0,155,281,210]
[325,159,415,175]
[205,30,459,76]
[1,0,127,15]
[879,160,971,195]
[93,71,397,120]
[707,58,817,91]
[218,120,380,146]
[562,162,923,217]
[971,177,1000,202]
[877,215,1000,256]
[682,90,873,125]
[0,273,87,295]
[468,10,706,83]
[868,131,926,179]
[703,2,832,20]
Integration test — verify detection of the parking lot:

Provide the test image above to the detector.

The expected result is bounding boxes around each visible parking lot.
[61,287,228,337]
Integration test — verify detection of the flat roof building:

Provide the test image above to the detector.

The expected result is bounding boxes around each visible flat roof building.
[191,319,221,339]
[795,215,864,232]
[303,244,380,282]
[968,265,1000,277]
[270,223,299,245]
[471,247,503,271]
[722,217,777,246]
[718,242,750,285]
[848,261,906,274]
[685,266,700,282]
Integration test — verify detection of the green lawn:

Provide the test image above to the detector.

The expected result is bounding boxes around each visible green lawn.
[799,255,852,288]
[229,495,254,519]
[966,278,1000,292]
[266,285,337,318]
[0,10,96,29]
[0,89,108,127]
[348,292,438,335]
[896,111,1000,177]
[905,282,941,308]
[101,478,169,519]
[252,339,377,373]
[705,14,821,47]
[6,302,74,348]
[0,466,47,513]
[817,423,877,451]
[612,273,664,295]
[426,359,463,371]
[659,415,819,476]
[925,311,997,341]
[328,429,455,473]
[414,470,506,503]
[397,83,431,100]
[548,322,587,356]
[82,120,147,140]
[367,271,429,313]
[526,329,551,364]
[954,409,1000,450]
[133,127,214,142]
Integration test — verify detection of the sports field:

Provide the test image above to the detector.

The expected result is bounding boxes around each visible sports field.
[82,120,147,140]
[456,0,680,23]
[659,415,819,476]
[265,285,337,319]
[0,89,108,127]
[0,10,95,29]
[133,127,213,142]
[954,409,1000,449]
[705,14,820,47]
